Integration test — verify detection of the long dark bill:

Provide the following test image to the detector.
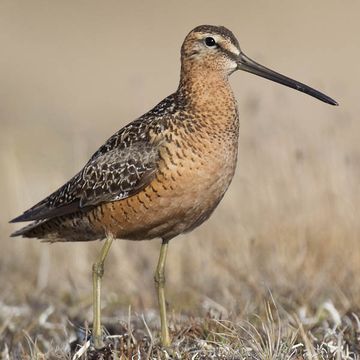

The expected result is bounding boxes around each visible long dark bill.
[237,52,338,106]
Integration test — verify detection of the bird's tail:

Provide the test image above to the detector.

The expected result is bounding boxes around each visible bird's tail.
[10,214,102,242]
[10,220,55,241]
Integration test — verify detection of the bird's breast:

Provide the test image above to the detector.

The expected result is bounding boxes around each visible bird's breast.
[99,111,239,241]
[149,113,239,234]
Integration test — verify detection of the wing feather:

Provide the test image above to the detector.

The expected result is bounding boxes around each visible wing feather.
[10,141,158,222]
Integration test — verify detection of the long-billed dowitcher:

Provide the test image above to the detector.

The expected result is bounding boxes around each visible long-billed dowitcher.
[10,25,337,347]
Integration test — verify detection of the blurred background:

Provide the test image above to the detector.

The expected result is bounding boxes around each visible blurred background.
[1,0,359,321]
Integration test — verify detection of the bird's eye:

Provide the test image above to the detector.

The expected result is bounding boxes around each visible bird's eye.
[204,37,216,47]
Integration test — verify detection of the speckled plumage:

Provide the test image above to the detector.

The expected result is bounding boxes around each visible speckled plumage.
[11,26,240,242]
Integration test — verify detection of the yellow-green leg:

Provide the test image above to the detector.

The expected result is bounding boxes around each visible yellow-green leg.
[92,233,114,349]
[154,239,171,346]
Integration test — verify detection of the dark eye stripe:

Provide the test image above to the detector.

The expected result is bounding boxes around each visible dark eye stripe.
[222,47,239,61]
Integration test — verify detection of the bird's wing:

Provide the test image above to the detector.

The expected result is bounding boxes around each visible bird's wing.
[10,138,158,223]
[10,93,179,224]
[79,141,158,207]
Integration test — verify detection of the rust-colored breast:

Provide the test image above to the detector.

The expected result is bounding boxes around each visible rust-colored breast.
[90,100,239,241]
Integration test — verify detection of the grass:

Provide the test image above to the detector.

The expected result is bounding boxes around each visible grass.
[1,293,359,359]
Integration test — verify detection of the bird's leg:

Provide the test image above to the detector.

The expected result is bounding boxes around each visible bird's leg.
[154,239,171,346]
[92,233,114,349]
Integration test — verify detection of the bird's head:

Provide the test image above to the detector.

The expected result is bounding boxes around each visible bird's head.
[181,25,338,105]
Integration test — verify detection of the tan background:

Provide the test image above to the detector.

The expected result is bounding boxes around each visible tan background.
[1,1,359,315]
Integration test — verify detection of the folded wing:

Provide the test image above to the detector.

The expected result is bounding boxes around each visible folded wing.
[10,140,158,223]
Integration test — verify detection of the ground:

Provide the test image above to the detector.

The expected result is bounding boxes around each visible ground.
[1,291,360,359]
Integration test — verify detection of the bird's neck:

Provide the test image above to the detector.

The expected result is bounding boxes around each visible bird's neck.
[177,64,236,115]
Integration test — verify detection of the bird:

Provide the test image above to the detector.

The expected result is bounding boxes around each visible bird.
[10,25,338,348]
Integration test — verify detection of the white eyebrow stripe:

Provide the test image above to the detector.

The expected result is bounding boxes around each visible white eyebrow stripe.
[199,33,240,56]
[226,43,240,56]
[204,34,240,55]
